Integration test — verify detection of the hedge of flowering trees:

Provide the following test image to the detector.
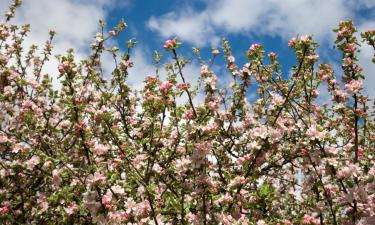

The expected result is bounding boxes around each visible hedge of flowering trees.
[0,1,375,224]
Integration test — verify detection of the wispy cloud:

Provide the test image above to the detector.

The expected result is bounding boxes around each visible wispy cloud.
[1,0,123,87]
[147,0,375,97]
[147,0,362,46]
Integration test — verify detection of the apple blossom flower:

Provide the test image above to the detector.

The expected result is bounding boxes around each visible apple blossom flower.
[36,192,49,212]
[300,148,309,155]
[344,43,357,53]
[342,57,353,67]
[306,54,319,61]
[0,134,9,144]
[200,65,210,76]
[0,206,9,214]
[249,43,261,51]
[344,79,363,95]
[94,32,104,42]
[111,185,125,195]
[212,48,220,56]
[271,92,285,107]
[302,214,320,225]
[306,125,326,141]
[268,52,278,60]
[184,110,194,120]
[288,37,297,47]
[338,28,350,38]
[102,192,113,209]
[52,169,62,188]
[94,144,109,155]
[300,35,310,43]
[227,55,235,63]
[252,126,268,139]
[65,203,78,215]
[26,155,40,169]
[337,164,357,179]
[163,39,178,50]
[358,145,364,160]
[91,172,106,184]
[1,30,9,39]
[159,81,173,95]
[257,220,268,225]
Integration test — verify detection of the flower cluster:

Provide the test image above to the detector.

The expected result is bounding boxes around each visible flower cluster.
[0,2,374,224]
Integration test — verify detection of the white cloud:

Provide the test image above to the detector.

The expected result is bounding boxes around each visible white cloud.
[147,0,357,46]
[148,9,219,47]
[357,22,375,98]
[0,0,123,88]
[147,0,375,97]
[1,0,206,105]
[126,46,155,90]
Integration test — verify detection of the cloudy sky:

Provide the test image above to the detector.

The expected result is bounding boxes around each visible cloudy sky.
[1,0,374,99]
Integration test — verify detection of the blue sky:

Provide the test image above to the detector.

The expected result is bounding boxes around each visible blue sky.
[1,0,374,99]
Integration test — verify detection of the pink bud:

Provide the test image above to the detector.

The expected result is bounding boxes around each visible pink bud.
[62,61,70,69]
[0,206,9,214]
[1,30,9,38]
[163,39,177,50]
[58,65,65,73]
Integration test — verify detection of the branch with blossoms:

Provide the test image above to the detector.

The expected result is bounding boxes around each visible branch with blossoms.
[0,1,374,225]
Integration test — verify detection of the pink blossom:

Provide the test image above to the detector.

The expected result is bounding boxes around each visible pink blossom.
[217,213,233,225]
[58,65,65,73]
[102,192,113,209]
[175,157,191,175]
[52,169,62,188]
[288,37,297,47]
[271,93,285,107]
[26,155,40,169]
[208,101,219,110]
[342,57,353,67]
[338,28,349,38]
[177,82,189,91]
[337,164,357,179]
[249,43,261,51]
[111,185,125,195]
[95,144,109,155]
[184,110,194,120]
[1,30,9,38]
[65,203,78,215]
[62,61,69,69]
[212,49,220,56]
[306,54,319,61]
[91,172,106,184]
[302,214,320,225]
[358,145,364,160]
[200,65,210,76]
[0,206,9,214]
[344,79,362,94]
[300,35,310,43]
[268,52,278,60]
[248,44,262,58]
[159,81,173,95]
[283,220,293,225]
[257,220,268,225]
[306,125,326,141]
[0,54,8,65]
[344,43,357,53]
[300,148,309,155]
[227,55,235,63]
[163,39,177,50]
[37,192,49,212]
[252,126,268,139]
[0,134,9,144]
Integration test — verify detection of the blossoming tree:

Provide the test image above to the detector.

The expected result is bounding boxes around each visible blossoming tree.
[0,1,374,224]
